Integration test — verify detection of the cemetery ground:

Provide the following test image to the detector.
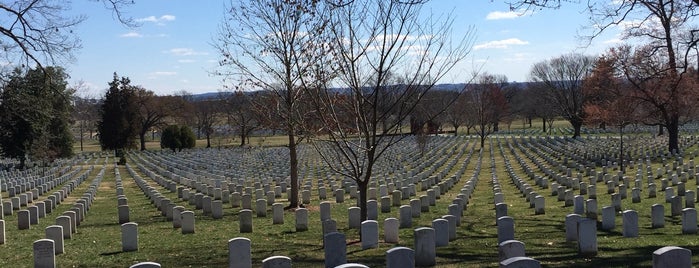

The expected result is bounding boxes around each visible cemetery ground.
[4,127,699,267]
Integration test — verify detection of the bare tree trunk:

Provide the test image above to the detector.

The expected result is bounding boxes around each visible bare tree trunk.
[658,125,665,136]
[287,132,300,209]
[668,116,679,154]
[571,118,582,139]
[453,125,459,136]
[139,131,147,151]
[542,117,547,133]
[206,133,211,148]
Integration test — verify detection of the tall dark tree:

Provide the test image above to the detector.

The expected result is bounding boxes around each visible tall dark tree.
[161,124,196,152]
[133,87,169,151]
[529,53,595,138]
[97,73,139,157]
[0,66,74,168]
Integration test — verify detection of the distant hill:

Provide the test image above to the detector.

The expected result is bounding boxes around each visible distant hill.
[189,82,534,100]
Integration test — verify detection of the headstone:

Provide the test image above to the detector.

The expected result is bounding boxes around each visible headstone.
[181,211,195,234]
[272,203,284,224]
[296,208,308,231]
[500,256,541,268]
[121,222,138,252]
[324,232,346,268]
[380,196,391,213]
[565,214,582,242]
[240,209,253,233]
[399,205,412,228]
[622,210,638,237]
[228,237,252,268]
[432,219,449,247]
[262,256,292,268]
[367,200,378,220]
[442,215,457,241]
[497,216,515,243]
[348,207,360,229]
[386,247,414,268]
[45,225,64,255]
[361,220,379,249]
[320,201,331,222]
[33,239,55,268]
[651,204,665,228]
[18,209,30,230]
[577,218,597,256]
[55,216,71,239]
[414,227,436,267]
[118,205,129,224]
[498,240,525,261]
[601,206,615,231]
[212,200,223,219]
[652,246,692,268]
[173,206,185,228]
[681,208,697,234]
[384,218,399,243]
[534,196,545,215]
[256,199,267,217]
[495,203,508,223]
[129,262,161,268]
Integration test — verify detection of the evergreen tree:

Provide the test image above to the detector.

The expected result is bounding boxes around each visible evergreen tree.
[161,125,196,152]
[97,73,139,157]
[0,67,74,169]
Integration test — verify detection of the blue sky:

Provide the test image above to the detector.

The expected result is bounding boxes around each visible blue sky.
[68,1,621,97]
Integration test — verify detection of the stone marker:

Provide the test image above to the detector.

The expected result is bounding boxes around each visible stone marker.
[118,205,129,224]
[121,222,138,252]
[384,218,399,243]
[320,201,331,221]
[45,225,64,255]
[55,216,71,239]
[578,218,597,256]
[601,206,615,231]
[497,216,515,243]
[173,206,185,228]
[324,232,346,268]
[361,220,378,249]
[272,203,284,224]
[262,256,292,268]
[18,209,30,230]
[33,239,55,268]
[296,208,308,231]
[129,262,161,268]
[565,214,582,242]
[212,200,223,219]
[500,256,541,268]
[681,208,697,234]
[228,237,252,268]
[499,240,525,261]
[414,227,436,267]
[432,219,449,247]
[622,210,638,238]
[386,247,414,268]
[399,205,412,228]
[348,207,360,229]
[652,246,691,268]
[240,209,253,233]
[181,211,195,234]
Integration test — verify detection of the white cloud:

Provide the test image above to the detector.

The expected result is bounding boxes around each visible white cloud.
[120,32,143,38]
[474,38,529,50]
[486,11,520,20]
[164,48,209,56]
[151,71,177,76]
[136,14,176,25]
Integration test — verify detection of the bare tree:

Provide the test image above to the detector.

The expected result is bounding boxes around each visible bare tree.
[529,53,595,139]
[133,87,169,151]
[193,99,220,148]
[307,0,474,221]
[214,0,327,209]
[225,91,260,146]
[466,73,509,148]
[511,0,699,152]
[0,0,134,70]
[442,90,468,136]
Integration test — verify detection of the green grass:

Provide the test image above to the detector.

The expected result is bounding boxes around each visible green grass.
[6,133,699,267]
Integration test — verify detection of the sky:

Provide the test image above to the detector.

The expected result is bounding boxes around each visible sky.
[67,0,622,97]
